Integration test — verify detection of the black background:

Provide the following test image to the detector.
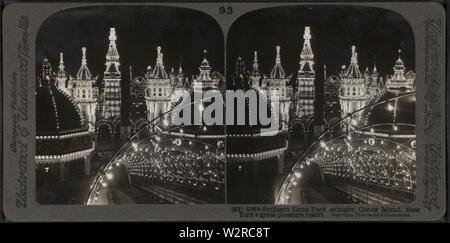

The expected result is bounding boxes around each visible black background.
[226,5,415,81]
[36,5,225,79]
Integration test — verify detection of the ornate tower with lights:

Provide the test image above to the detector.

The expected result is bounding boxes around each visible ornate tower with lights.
[296,26,315,118]
[102,27,121,119]
[71,47,98,131]
[263,46,291,130]
[250,51,261,89]
[192,50,220,90]
[386,49,415,92]
[145,46,172,122]
[55,52,71,95]
[339,45,368,123]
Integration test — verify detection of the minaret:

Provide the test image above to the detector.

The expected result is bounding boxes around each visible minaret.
[386,49,413,91]
[102,27,121,119]
[73,47,97,132]
[296,26,315,118]
[152,46,168,79]
[177,62,184,84]
[56,52,68,94]
[270,46,286,79]
[250,51,261,89]
[264,45,290,130]
[145,46,172,122]
[339,45,367,127]
[193,50,218,90]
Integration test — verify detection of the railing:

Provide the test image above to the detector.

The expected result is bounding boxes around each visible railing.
[275,92,416,204]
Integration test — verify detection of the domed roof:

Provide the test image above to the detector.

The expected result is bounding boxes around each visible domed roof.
[36,59,84,135]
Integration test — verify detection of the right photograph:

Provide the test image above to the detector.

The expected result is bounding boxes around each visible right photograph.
[226,5,416,204]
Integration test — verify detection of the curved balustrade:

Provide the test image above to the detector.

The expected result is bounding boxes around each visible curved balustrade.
[86,98,225,205]
[276,92,416,205]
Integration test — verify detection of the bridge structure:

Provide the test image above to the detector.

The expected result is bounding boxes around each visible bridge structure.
[86,99,225,205]
[276,92,416,205]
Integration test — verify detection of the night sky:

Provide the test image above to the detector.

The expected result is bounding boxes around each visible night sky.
[226,5,415,81]
[36,6,224,80]
[37,5,414,86]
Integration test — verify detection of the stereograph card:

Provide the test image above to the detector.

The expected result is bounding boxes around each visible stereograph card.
[1,1,447,222]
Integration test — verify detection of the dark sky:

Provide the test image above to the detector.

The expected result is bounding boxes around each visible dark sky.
[226,5,415,81]
[36,6,224,79]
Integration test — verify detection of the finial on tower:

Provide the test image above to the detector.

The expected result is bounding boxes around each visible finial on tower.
[81,47,87,65]
[156,46,163,65]
[59,52,64,69]
[351,45,358,64]
[275,45,281,64]
[253,51,259,68]
[373,55,377,74]
[303,26,311,40]
[109,27,117,41]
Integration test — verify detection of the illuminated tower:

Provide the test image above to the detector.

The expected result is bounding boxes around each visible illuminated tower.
[263,46,291,130]
[250,51,261,89]
[102,27,121,119]
[296,26,315,118]
[192,50,220,90]
[386,49,415,92]
[339,45,368,122]
[145,46,172,122]
[55,52,71,95]
[72,47,98,131]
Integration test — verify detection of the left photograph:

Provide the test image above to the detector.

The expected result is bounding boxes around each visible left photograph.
[35,6,225,205]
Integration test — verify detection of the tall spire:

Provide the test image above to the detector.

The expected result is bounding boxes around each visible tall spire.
[345,45,362,78]
[198,49,211,81]
[81,47,87,65]
[106,27,119,62]
[373,55,378,74]
[299,26,315,74]
[270,45,286,78]
[105,27,120,74]
[57,52,67,79]
[152,46,168,78]
[251,51,260,77]
[300,27,314,61]
[129,65,133,81]
[59,52,64,70]
[392,49,406,80]
[76,47,92,80]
